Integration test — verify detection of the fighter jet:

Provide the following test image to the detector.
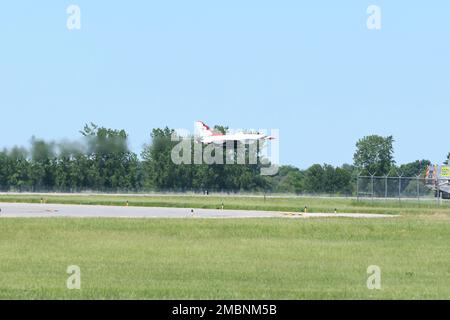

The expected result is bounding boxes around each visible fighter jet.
[195,121,274,145]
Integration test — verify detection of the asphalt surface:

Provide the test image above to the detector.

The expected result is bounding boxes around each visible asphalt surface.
[0,202,397,219]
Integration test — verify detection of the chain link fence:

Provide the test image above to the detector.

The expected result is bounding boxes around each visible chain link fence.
[356,175,450,202]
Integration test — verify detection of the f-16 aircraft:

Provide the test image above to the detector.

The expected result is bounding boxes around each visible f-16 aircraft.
[195,121,274,145]
[425,164,450,199]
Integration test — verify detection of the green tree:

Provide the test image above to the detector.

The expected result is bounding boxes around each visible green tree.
[141,127,180,190]
[353,135,395,176]
[29,137,56,191]
[272,166,304,194]
[398,160,431,177]
[80,123,139,191]
[303,164,325,193]
[5,147,30,191]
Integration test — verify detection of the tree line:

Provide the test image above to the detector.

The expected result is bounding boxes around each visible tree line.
[0,124,440,194]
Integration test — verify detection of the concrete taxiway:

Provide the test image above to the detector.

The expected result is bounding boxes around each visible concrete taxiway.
[0,202,398,219]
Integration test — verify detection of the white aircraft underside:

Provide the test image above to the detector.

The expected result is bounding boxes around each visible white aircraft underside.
[195,121,274,145]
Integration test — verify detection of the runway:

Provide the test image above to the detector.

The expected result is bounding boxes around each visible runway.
[0,202,397,219]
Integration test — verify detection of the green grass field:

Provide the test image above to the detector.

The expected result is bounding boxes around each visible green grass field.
[0,195,449,299]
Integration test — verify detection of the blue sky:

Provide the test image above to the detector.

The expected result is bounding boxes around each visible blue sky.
[0,1,449,168]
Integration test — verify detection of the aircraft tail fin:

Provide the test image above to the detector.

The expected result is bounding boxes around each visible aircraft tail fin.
[195,121,215,137]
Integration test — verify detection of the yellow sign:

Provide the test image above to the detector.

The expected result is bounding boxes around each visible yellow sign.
[441,166,450,178]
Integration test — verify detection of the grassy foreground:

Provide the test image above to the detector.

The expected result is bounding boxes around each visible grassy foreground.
[0,217,449,299]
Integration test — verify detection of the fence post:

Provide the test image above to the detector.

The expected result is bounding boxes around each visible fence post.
[371,174,375,203]
[356,175,359,202]
[417,175,420,205]
[436,179,441,207]
[385,174,388,200]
